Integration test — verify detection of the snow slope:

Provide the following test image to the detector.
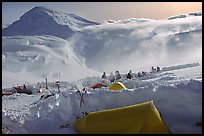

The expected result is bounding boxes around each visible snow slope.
[2,63,202,134]
[2,35,99,88]
[2,6,99,39]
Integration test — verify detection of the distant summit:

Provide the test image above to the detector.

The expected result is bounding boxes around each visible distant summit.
[168,11,202,20]
[2,6,99,39]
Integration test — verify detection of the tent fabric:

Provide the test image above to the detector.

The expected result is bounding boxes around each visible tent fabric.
[108,82,127,91]
[90,83,107,89]
[2,92,13,96]
[74,100,171,134]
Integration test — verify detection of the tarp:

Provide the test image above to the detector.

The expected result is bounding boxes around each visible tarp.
[74,100,171,134]
[108,82,127,91]
[90,83,107,89]
[2,92,13,96]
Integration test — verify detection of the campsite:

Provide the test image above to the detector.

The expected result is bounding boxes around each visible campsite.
[2,63,202,134]
[2,3,202,134]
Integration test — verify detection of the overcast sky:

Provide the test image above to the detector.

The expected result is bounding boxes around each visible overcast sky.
[2,2,202,27]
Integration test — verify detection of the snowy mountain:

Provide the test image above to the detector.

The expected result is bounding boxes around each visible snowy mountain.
[2,6,99,39]
[167,11,202,20]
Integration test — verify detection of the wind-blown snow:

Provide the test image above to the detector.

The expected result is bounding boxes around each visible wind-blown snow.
[2,8,202,134]
[70,14,201,72]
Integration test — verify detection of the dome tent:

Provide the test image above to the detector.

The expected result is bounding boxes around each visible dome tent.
[108,82,127,91]
[74,100,171,134]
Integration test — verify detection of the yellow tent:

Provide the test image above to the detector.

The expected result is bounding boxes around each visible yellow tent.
[74,100,171,134]
[108,82,127,91]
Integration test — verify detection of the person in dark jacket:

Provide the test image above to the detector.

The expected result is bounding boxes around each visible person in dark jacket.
[138,72,143,77]
[157,66,161,72]
[109,72,115,83]
[142,71,147,76]
[102,72,107,79]
[127,70,133,79]
[115,70,121,80]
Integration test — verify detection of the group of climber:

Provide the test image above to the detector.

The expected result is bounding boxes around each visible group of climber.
[101,70,133,82]
[102,70,122,83]
[151,66,161,73]
[101,66,161,81]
